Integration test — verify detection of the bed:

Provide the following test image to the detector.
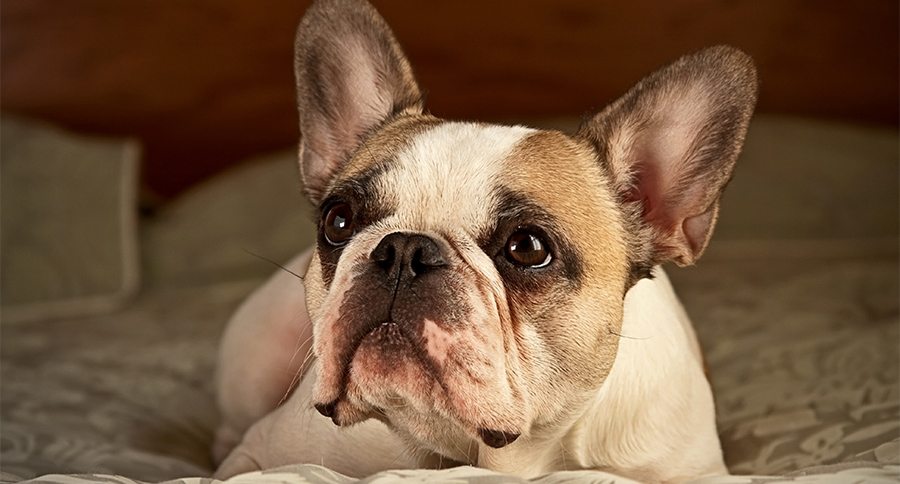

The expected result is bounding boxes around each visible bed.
[1,115,897,483]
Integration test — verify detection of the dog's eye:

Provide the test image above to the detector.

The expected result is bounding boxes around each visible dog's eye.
[322,202,355,246]
[505,229,552,268]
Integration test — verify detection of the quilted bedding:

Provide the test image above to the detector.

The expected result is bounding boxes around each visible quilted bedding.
[3,257,897,483]
[15,463,900,484]
[1,116,898,483]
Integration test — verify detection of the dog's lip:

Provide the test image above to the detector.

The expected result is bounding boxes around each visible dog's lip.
[314,323,523,449]
[315,320,441,419]
[478,428,521,448]
[340,320,396,382]
[315,320,409,414]
[343,320,439,391]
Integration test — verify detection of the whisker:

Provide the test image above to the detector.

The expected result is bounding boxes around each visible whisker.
[361,138,379,164]
[383,395,411,410]
[608,328,652,340]
[385,441,415,469]
[243,248,305,281]
[286,332,315,370]
[281,336,316,412]
[558,436,571,470]
[446,435,469,465]
[283,345,316,408]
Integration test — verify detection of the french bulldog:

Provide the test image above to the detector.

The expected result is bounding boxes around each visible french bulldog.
[213,0,757,481]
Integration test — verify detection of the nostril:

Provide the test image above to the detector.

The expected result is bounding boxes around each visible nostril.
[410,248,426,276]
[371,239,397,272]
[375,246,395,270]
[410,244,446,276]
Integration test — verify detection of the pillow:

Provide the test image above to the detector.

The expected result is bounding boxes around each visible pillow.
[0,116,140,323]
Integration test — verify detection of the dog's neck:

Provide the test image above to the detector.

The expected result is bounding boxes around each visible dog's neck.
[472,269,724,481]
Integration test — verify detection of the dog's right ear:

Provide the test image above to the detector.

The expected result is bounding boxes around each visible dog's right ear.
[294,0,422,203]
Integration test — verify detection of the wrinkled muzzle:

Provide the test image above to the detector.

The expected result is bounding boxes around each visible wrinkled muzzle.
[311,230,529,450]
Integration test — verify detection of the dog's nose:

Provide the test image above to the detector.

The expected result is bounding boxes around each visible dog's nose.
[371,232,447,279]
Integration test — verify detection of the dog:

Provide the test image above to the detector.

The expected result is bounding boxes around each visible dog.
[213,0,757,481]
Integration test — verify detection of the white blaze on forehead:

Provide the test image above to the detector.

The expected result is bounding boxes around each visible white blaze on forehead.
[376,122,535,233]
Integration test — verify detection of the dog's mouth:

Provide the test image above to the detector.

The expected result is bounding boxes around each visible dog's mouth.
[312,320,398,420]
[313,320,521,449]
[314,319,431,417]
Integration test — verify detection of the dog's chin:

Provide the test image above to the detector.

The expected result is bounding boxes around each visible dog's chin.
[315,322,522,453]
[347,321,445,417]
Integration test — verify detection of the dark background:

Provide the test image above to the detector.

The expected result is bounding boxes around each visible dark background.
[2,0,897,201]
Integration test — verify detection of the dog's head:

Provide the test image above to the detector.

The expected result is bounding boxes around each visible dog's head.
[295,0,756,463]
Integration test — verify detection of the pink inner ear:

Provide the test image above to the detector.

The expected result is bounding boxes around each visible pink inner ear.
[627,147,673,231]
[683,207,714,257]
[625,128,718,265]
[630,161,715,264]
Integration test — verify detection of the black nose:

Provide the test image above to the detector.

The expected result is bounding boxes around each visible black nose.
[371,232,447,279]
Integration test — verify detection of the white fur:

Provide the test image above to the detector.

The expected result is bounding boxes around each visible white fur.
[215,262,724,482]
[216,359,428,479]
[579,268,724,480]
[214,250,314,463]
[377,122,535,234]
[214,123,725,482]
[475,269,724,481]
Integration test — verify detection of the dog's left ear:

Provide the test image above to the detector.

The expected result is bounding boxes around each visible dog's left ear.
[578,46,757,270]
[294,0,422,203]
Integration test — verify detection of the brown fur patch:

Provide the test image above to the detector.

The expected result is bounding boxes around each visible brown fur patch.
[501,130,630,293]
[496,130,631,388]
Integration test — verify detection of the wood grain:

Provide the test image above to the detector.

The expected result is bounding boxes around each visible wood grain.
[2,1,897,198]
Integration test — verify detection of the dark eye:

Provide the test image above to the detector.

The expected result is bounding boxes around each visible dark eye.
[505,229,552,268]
[322,202,355,246]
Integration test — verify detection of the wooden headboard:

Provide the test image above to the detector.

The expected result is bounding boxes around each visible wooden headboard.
[2,0,897,199]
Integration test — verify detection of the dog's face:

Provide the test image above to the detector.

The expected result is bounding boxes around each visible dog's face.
[305,119,631,459]
[294,0,756,463]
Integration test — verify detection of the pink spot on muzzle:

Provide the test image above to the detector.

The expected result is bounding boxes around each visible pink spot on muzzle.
[422,319,453,366]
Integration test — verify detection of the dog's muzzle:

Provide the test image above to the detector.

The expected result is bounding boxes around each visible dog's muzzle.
[313,231,522,449]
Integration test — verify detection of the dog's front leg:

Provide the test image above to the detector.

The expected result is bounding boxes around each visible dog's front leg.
[213,249,315,463]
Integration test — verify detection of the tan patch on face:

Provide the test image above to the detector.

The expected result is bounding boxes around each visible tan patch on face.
[500,130,630,388]
[503,130,628,280]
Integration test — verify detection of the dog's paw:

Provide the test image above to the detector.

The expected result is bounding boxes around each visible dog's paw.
[214,444,263,480]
